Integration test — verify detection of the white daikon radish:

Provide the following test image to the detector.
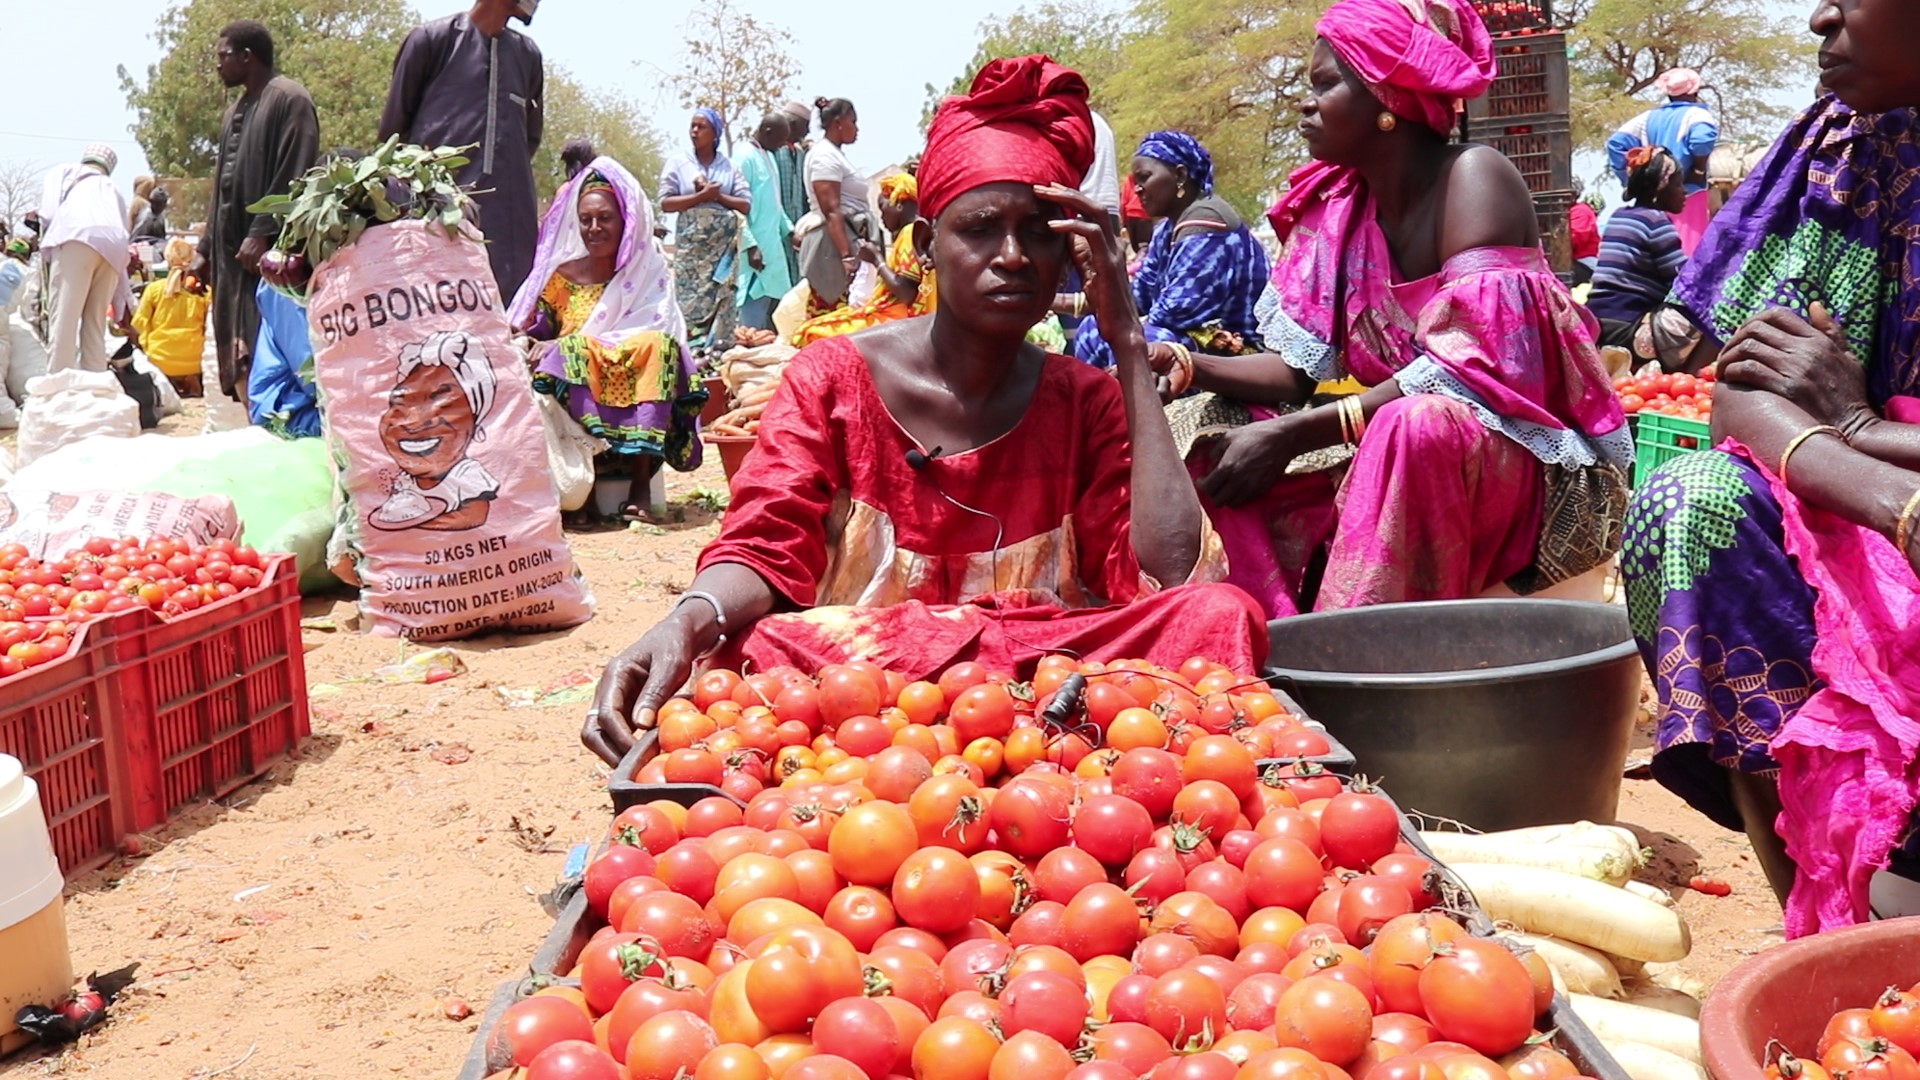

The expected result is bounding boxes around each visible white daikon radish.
[1450,864,1691,962]
[1503,932,1624,998]
[1568,994,1703,1063]
[1602,1042,1708,1080]
[1448,821,1643,854]
[1623,982,1703,1019]
[1645,964,1710,1001]
[1624,880,1678,908]
[1421,832,1638,885]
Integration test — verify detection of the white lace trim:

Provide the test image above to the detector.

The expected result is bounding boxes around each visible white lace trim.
[1254,284,1342,382]
[1396,356,1635,471]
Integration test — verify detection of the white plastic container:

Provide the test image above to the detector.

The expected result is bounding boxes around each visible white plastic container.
[0,754,72,1056]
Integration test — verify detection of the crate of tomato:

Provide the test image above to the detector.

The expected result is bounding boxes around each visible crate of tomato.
[1614,368,1717,484]
[0,538,310,877]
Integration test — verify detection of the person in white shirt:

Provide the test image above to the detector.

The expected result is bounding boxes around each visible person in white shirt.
[39,145,131,373]
[1080,110,1123,232]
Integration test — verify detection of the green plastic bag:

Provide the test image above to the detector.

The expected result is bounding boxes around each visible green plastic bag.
[142,436,340,594]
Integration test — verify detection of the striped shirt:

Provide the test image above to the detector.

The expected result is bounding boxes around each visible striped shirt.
[1585,207,1686,324]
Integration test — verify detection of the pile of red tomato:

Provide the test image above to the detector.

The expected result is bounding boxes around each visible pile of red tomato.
[634,656,1337,803]
[487,658,1594,1080]
[1768,984,1920,1080]
[1613,368,1715,422]
[0,537,270,679]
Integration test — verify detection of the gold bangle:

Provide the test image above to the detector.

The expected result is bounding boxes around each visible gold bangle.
[1332,400,1351,447]
[1340,397,1364,447]
[1348,396,1368,442]
[1778,424,1845,489]
[1897,487,1920,558]
[1072,293,1088,318]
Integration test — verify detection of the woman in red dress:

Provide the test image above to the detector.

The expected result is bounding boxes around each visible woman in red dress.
[584,56,1266,763]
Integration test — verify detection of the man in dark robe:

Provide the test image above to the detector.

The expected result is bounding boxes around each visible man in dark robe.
[379,0,544,303]
[775,100,812,283]
[190,19,320,403]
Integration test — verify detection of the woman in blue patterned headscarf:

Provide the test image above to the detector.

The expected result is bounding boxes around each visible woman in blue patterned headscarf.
[1071,130,1270,369]
[659,108,751,354]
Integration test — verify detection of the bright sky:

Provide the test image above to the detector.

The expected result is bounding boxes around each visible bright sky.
[3,0,1820,210]
[0,0,1035,201]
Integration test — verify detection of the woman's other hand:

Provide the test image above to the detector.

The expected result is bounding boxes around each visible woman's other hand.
[582,616,701,765]
[1036,184,1136,347]
[1198,416,1298,507]
[1719,304,1875,437]
[856,239,882,266]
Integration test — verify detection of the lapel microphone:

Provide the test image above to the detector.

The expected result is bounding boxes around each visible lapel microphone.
[904,445,942,470]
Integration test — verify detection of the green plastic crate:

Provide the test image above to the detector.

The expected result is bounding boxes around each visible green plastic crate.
[1633,411,1712,485]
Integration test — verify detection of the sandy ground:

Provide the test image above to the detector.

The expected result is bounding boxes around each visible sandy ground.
[0,403,1782,1079]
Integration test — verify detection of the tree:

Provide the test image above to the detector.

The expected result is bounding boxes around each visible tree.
[536,71,666,204]
[1105,0,1317,213]
[0,161,40,232]
[670,0,801,155]
[1557,0,1814,151]
[119,0,417,177]
[921,0,1134,128]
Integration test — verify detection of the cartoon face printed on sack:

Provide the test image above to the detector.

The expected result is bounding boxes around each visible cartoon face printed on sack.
[370,331,502,532]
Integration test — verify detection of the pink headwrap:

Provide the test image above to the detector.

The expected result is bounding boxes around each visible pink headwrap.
[1316,0,1496,135]
[1657,68,1703,98]
[918,55,1095,222]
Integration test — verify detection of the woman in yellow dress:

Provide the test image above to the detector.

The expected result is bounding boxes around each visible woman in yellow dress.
[507,158,707,522]
[791,173,935,347]
[132,238,210,396]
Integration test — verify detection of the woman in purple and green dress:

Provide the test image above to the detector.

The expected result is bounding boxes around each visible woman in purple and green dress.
[1620,0,1920,936]
[509,158,706,521]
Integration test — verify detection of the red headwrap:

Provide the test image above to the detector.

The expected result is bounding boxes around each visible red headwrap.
[1317,0,1496,135]
[918,55,1096,222]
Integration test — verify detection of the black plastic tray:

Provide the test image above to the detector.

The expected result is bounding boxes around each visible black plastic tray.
[455,889,598,1080]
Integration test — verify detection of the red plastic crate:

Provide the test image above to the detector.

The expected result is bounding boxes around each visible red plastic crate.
[0,618,137,876]
[114,554,311,828]
[1471,0,1552,36]
[1470,116,1574,195]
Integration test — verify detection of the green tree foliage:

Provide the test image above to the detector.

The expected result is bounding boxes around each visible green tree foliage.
[119,0,415,176]
[671,0,801,156]
[537,70,665,204]
[1104,0,1317,213]
[920,0,1132,127]
[1557,0,1814,151]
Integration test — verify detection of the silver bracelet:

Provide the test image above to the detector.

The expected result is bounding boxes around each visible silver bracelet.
[676,590,729,654]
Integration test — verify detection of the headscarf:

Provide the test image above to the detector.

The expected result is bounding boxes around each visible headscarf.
[918,55,1096,222]
[1657,68,1703,98]
[81,144,118,174]
[876,172,918,205]
[162,237,195,297]
[694,108,726,144]
[1623,145,1678,204]
[397,330,498,437]
[508,156,685,350]
[1316,0,1495,136]
[1135,132,1215,196]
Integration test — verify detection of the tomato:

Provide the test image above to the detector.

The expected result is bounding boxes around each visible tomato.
[1110,748,1184,819]
[1060,882,1142,962]
[1501,1044,1579,1080]
[1150,891,1240,957]
[495,996,596,1067]
[1320,791,1402,871]
[1273,976,1372,1066]
[625,1011,718,1080]
[1145,967,1230,1048]
[990,1030,1077,1080]
[527,1039,622,1080]
[828,801,917,885]
[1824,1038,1920,1080]
[1123,847,1188,906]
[1241,837,1323,914]
[1238,1048,1331,1080]
[892,847,981,934]
[867,945,945,1018]
[1874,989,1920,1057]
[714,853,802,924]
[914,1017,1001,1080]
[1109,708,1170,752]
[699,1043,773,1080]
[1370,853,1438,910]
[1366,913,1464,1014]
[810,997,898,1080]
[577,932,670,1014]
[1003,969,1091,1046]
[1171,780,1241,842]
[1009,899,1068,949]
[1083,681,1137,734]
[990,777,1073,859]
[1823,1010,1881,1058]
[1072,794,1154,867]
[1334,875,1413,945]
[1226,971,1294,1031]
[1417,939,1535,1057]
[950,682,1018,743]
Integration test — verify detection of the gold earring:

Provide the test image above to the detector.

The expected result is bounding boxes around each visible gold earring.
[1176,183,1187,198]
[1377,112,1398,132]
